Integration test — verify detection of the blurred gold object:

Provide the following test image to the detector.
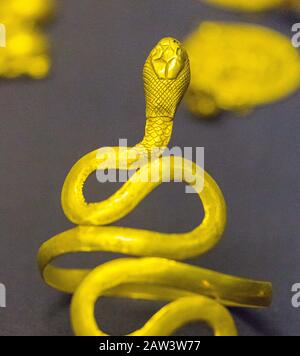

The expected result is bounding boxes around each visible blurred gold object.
[203,0,300,13]
[0,0,55,78]
[203,0,284,12]
[184,22,300,117]
[289,0,300,13]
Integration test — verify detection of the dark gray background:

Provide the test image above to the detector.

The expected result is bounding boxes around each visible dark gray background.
[0,0,299,336]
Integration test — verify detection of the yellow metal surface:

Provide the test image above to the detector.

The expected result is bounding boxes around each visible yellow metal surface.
[0,0,55,78]
[184,22,300,117]
[37,38,272,336]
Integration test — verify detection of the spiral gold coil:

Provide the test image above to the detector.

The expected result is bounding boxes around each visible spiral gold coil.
[38,38,272,336]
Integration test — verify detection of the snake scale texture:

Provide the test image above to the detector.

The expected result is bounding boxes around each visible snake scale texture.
[37,38,272,336]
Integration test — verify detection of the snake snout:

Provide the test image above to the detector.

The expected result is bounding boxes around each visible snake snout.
[149,37,188,80]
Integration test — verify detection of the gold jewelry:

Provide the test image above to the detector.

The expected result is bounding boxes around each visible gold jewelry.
[0,0,55,78]
[38,38,272,336]
[184,22,300,117]
[203,0,285,12]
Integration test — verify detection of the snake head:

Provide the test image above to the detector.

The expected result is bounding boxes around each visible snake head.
[149,37,188,80]
[144,37,190,120]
